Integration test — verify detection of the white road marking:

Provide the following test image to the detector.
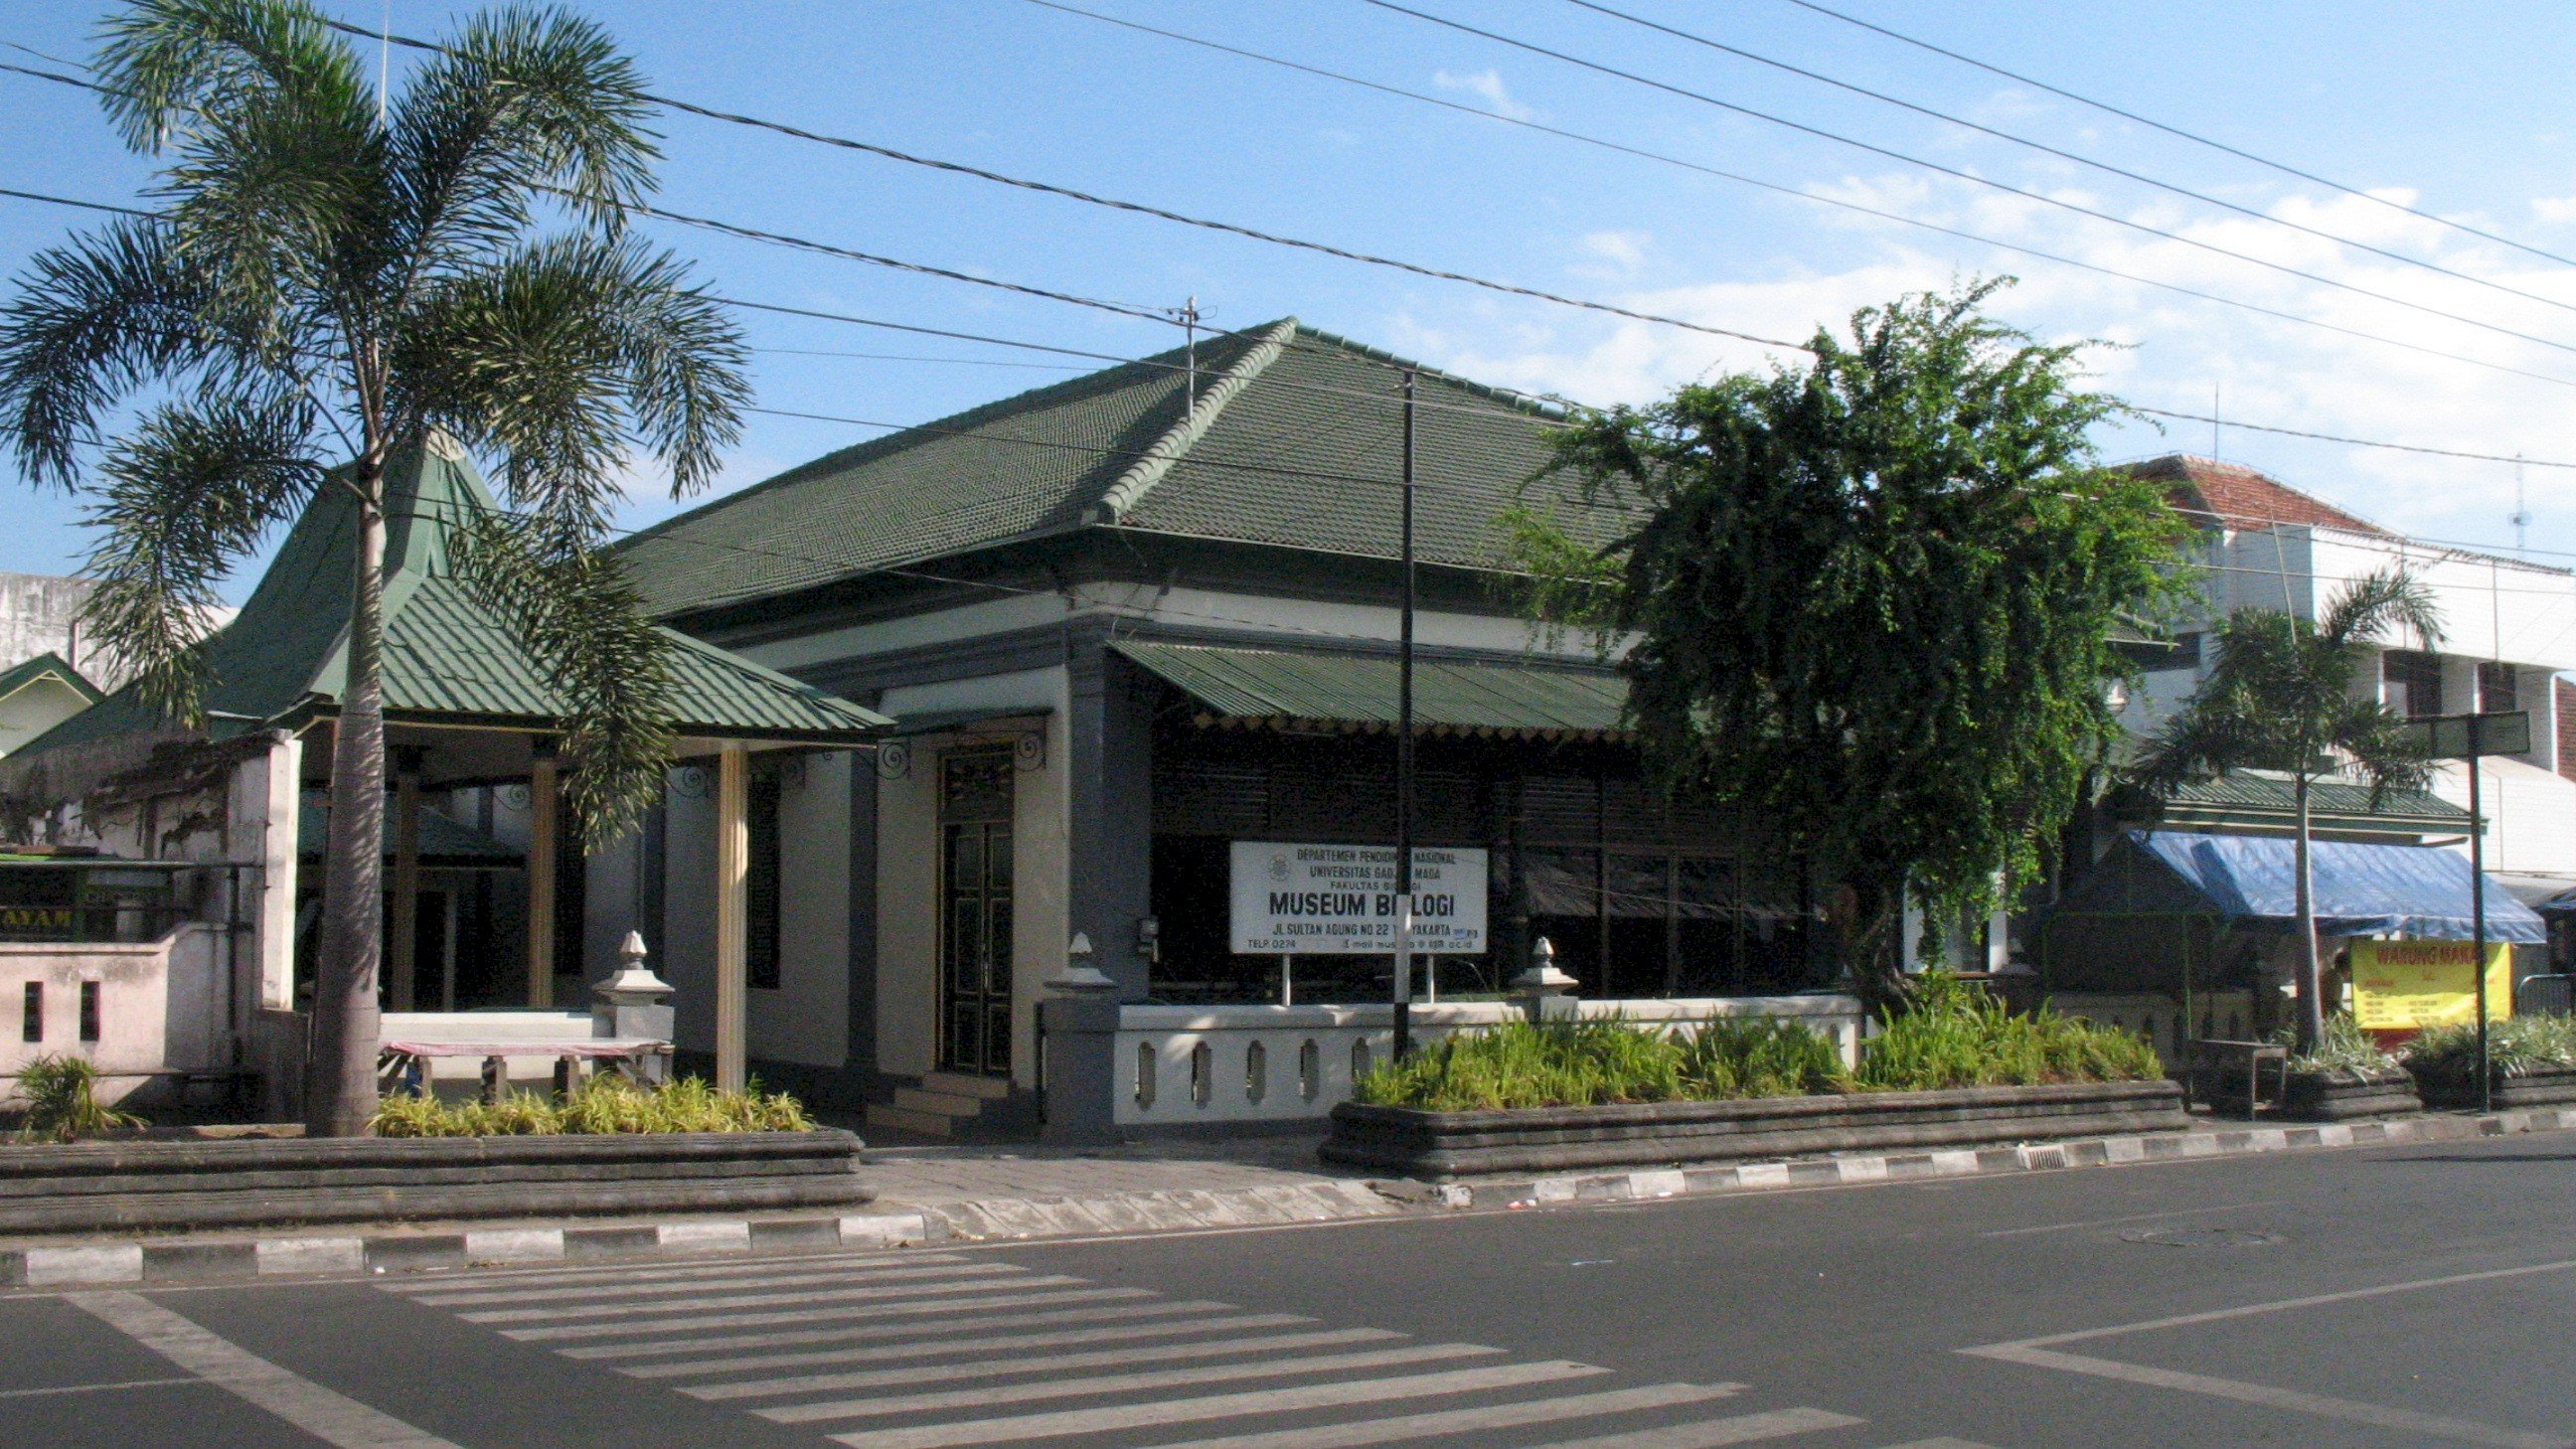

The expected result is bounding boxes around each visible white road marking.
[764,1342,1503,1424]
[499,1284,1150,1342]
[0,1375,203,1399]
[1526,1408,1868,1448]
[1966,1343,2566,1449]
[1145,1381,1749,1449]
[410,1260,1015,1308]
[66,1290,465,1449]
[687,1326,1401,1399]
[1978,1202,2283,1238]
[621,1310,1310,1378]
[1989,1256,2576,1348]
[1874,1440,2004,1448]
[559,1297,1235,1361]
[825,1360,1608,1449]
[460,1272,1086,1324]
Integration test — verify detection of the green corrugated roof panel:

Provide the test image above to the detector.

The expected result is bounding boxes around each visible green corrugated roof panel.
[0,652,102,709]
[619,321,1635,619]
[2148,769,2468,826]
[11,441,886,762]
[1113,640,1628,735]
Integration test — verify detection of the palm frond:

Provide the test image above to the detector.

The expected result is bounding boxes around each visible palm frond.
[446,508,674,844]
[2329,696,2437,802]
[2318,565,2443,654]
[80,390,323,723]
[0,221,227,488]
[93,0,372,156]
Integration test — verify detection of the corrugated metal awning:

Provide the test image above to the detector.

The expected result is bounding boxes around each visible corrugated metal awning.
[1112,640,1628,739]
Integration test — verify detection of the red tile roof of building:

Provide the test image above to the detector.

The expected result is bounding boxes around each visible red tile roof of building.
[2124,453,2393,537]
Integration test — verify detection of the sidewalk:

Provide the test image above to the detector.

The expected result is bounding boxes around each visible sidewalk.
[5,1107,2570,1290]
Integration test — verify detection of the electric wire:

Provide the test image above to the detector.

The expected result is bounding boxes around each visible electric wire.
[1022,0,2576,394]
[1774,0,2576,272]
[1560,0,2576,319]
[1363,0,2576,359]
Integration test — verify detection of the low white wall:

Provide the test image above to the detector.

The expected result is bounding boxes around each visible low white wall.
[2050,991,2260,1060]
[1109,995,1866,1129]
[380,1009,605,1093]
[0,923,227,1106]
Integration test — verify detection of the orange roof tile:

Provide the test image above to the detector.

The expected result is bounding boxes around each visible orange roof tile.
[2123,453,2392,537]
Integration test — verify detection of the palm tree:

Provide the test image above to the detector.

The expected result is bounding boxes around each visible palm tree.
[0,0,748,1135]
[2130,567,2441,1050]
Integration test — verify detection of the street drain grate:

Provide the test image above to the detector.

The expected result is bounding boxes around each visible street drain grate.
[2121,1226,2285,1248]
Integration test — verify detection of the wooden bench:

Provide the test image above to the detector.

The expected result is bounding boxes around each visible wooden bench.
[2192,1038,2289,1117]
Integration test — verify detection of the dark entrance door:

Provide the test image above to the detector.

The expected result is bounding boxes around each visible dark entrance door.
[939,750,1015,1077]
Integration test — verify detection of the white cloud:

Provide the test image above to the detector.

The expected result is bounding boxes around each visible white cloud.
[2532,195,2576,225]
[1432,69,1534,122]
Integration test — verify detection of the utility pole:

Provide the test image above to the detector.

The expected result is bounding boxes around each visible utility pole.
[1392,368,1418,1060]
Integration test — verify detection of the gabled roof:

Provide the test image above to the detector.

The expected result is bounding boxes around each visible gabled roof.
[2124,453,2391,537]
[14,441,886,761]
[1114,640,1627,739]
[620,321,1622,619]
[0,651,100,710]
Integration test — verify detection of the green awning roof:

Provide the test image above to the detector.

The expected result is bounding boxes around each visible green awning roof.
[1113,640,1628,738]
[2120,769,2469,836]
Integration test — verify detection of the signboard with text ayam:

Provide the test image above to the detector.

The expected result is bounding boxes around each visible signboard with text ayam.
[1228,841,1489,955]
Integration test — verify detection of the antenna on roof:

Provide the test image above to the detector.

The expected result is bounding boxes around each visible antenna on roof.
[2511,452,2531,556]
[1179,296,1202,411]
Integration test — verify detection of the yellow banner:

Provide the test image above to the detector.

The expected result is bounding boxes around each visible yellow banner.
[2351,939,2512,1031]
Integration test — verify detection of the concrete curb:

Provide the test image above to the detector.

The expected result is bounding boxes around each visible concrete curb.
[1455,1105,2575,1210]
[0,1180,1398,1290]
[1,1110,2563,1289]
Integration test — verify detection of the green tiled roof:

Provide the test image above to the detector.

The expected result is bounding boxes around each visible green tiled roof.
[620,320,1630,618]
[15,442,886,761]
[1113,640,1628,738]
[0,651,100,709]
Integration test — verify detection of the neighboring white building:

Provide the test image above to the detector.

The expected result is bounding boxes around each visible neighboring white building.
[2116,455,2576,881]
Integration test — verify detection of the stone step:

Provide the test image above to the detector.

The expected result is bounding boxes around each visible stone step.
[893,1087,984,1118]
[920,1070,1013,1101]
[864,1103,952,1138]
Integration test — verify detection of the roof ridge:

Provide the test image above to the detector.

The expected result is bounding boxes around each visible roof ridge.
[1095,318,1299,524]
[1284,325,1568,418]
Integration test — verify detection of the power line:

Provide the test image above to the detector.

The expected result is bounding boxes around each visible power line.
[1774,0,2576,273]
[1024,0,2576,394]
[1560,0,2576,321]
[1363,0,2576,360]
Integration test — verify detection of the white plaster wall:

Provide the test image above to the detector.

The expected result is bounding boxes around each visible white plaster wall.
[2431,757,2576,877]
[0,926,225,1104]
[582,831,639,984]
[748,750,851,1068]
[874,745,937,1079]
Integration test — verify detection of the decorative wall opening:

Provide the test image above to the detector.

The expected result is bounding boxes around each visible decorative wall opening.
[1190,1041,1212,1108]
[1134,1040,1156,1109]
[1299,1039,1320,1101]
[1243,1041,1267,1104]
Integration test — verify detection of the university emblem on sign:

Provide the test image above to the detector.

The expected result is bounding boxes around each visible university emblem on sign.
[1266,851,1293,884]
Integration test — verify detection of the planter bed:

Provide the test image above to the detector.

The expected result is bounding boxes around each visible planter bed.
[1321,1080,2186,1179]
[2278,1068,2421,1122]
[2410,1063,2576,1112]
[0,1130,870,1234]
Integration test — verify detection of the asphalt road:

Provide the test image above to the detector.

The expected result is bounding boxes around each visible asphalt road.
[8,1132,2576,1449]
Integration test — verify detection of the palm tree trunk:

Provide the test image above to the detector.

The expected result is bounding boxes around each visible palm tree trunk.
[307,474,389,1137]
[2293,772,2325,1052]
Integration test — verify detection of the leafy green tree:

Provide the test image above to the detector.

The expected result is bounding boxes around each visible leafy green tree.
[1526,282,2187,1009]
[0,0,748,1135]
[2131,570,2441,1050]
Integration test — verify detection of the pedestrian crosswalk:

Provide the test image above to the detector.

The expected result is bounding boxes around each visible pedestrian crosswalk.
[379,1249,1996,1448]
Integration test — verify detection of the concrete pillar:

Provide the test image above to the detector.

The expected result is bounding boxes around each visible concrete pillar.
[388,746,421,1012]
[715,742,749,1091]
[257,729,303,1012]
[526,740,559,1008]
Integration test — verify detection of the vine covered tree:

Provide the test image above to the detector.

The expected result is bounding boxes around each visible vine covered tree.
[0,0,749,1134]
[2130,570,2441,1049]
[1523,282,2188,1009]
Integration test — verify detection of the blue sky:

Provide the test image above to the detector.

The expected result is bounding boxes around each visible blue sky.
[5,0,2576,591]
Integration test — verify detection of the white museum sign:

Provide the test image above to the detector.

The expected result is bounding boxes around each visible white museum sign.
[1228,841,1490,955]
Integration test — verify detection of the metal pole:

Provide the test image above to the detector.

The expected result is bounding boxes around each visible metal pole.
[1392,368,1417,1060]
[2471,745,2492,1114]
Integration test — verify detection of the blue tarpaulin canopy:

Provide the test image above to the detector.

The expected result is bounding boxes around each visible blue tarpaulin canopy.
[2059,829,2544,942]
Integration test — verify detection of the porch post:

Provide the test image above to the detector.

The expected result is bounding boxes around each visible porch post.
[388,746,422,1012]
[257,728,303,1011]
[715,742,749,1091]
[526,739,559,1008]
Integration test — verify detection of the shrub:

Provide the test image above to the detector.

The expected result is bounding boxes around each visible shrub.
[370,1074,814,1137]
[1854,973,2164,1091]
[1678,1018,1849,1098]
[2286,1015,2400,1078]
[2406,1016,2576,1080]
[12,1053,144,1143]
[1355,1019,1686,1112]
